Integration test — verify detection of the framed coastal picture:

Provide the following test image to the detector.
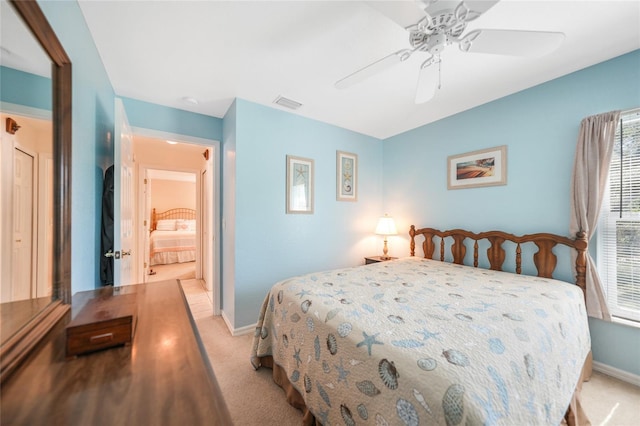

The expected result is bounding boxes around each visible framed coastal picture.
[336,150,357,201]
[447,145,507,190]
[286,155,314,214]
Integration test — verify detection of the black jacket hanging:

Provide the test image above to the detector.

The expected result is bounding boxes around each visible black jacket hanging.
[100,165,114,286]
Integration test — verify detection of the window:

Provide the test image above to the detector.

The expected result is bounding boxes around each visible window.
[598,109,640,322]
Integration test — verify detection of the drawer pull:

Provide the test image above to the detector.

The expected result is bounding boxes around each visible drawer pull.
[89,333,114,344]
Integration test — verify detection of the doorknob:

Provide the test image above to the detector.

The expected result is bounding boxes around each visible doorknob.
[104,250,115,258]
[122,250,131,256]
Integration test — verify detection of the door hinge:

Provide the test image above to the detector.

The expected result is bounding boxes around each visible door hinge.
[144,178,147,184]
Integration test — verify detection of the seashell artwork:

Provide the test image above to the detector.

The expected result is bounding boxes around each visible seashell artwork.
[378,359,400,390]
[301,299,312,313]
[290,370,300,382]
[277,290,283,304]
[375,413,390,426]
[514,327,529,342]
[337,322,353,337]
[260,327,268,339]
[304,374,312,393]
[442,349,470,367]
[282,334,289,348]
[323,360,331,374]
[442,384,465,426]
[394,297,409,303]
[413,389,432,414]
[356,380,381,396]
[417,358,437,371]
[306,317,315,332]
[387,315,405,324]
[291,313,301,323]
[396,398,419,426]
[454,313,473,322]
[357,403,369,420]
[340,404,356,426]
[524,354,535,379]
[502,313,524,321]
[314,336,321,360]
[488,338,505,354]
[317,382,331,407]
[325,308,340,322]
[327,333,338,355]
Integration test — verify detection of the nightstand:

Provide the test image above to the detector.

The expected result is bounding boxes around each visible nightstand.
[364,256,398,265]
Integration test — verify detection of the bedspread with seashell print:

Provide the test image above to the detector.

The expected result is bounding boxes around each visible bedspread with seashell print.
[250,257,590,425]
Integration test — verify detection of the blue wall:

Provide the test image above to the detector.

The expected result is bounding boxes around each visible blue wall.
[224,99,383,328]
[39,0,115,292]
[121,97,222,141]
[383,50,640,376]
[0,66,51,110]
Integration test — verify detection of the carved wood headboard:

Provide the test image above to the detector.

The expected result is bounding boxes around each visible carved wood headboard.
[150,208,196,230]
[409,226,588,295]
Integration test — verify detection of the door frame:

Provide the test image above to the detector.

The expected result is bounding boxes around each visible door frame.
[137,164,200,281]
[131,127,221,315]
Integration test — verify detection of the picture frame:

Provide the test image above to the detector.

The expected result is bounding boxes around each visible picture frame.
[336,150,357,201]
[447,145,507,190]
[286,155,314,214]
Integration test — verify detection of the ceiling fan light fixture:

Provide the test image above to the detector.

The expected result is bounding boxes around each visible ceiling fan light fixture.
[273,95,302,110]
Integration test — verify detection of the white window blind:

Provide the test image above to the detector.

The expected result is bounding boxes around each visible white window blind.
[598,109,640,322]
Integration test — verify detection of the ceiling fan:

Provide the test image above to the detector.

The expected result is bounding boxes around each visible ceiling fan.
[335,0,565,103]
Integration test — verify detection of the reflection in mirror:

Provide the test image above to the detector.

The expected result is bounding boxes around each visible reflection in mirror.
[0,0,71,382]
[0,0,54,345]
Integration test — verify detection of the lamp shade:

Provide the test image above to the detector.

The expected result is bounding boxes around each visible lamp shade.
[375,215,397,236]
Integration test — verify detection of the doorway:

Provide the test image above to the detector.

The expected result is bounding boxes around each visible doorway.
[128,130,220,313]
[145,169,198,283]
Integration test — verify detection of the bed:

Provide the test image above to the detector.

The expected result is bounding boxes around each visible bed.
[250,226,591,425]
[149,207,196,266]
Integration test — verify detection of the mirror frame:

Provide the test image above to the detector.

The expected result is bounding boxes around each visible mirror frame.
[0,0,71,382]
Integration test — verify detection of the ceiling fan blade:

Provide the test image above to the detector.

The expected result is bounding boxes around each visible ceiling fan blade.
[415,59,439,104]
[335,50,410,89]
[366,1,427,30]
[461,29,565,57]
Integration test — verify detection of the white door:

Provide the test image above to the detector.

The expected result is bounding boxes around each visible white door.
[142,168,151,281]
[113,98,135,286]
[12,148,35,301]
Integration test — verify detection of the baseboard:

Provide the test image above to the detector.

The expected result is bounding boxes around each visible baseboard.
[592,361,640,387]
[232,323,256,337]
[220,311,256,337]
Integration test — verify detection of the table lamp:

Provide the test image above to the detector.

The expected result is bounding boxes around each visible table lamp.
[375,214,397,260]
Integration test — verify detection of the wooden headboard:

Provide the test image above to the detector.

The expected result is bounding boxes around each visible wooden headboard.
[151,208,196,230]
[409,226,588,295]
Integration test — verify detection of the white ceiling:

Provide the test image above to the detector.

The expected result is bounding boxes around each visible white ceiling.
[77,0,640,140]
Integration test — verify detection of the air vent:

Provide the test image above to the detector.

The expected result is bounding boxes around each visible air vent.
[273,96,302,110]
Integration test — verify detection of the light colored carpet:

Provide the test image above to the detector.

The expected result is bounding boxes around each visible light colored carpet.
[180,279,640,425]
[148,261,195,283]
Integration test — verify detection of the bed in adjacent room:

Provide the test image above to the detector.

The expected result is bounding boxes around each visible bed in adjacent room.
[251,226,591,425]
[149,207,196,266]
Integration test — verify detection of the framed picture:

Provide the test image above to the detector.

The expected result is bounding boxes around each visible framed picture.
[336,150,357,201]
[447,145,507,190]
[286,155,314,214]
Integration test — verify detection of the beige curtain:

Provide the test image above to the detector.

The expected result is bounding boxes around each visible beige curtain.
[570,110,620,320]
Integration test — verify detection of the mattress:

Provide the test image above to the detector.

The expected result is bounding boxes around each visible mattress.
[149,229,196,266]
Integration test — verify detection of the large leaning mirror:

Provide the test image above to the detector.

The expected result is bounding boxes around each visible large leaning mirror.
[0,0,71,382]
